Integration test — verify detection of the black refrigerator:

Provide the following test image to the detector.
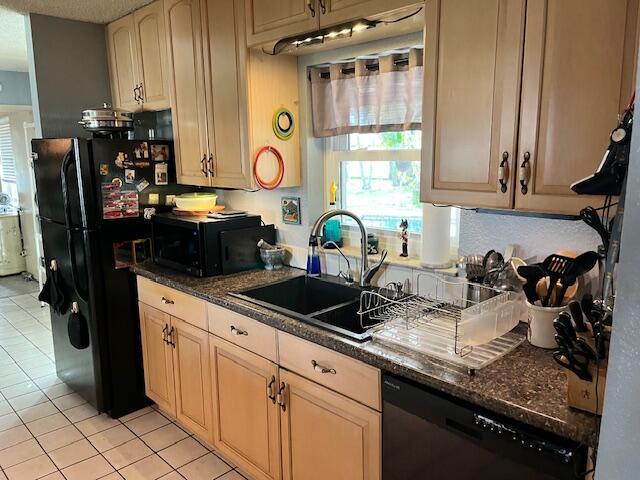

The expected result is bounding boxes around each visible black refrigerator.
[32,137,190,417]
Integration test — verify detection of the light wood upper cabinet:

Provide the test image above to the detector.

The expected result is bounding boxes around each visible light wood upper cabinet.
[320,0,421,27]
[106,15,140,111]
[138,303,175,415]
[164,0,211,186]
[210,335,281,480]
[246,0,318,47]
[133,1,171,111]
[171,316,213,442]
[515,0,639,214]
[280,369,381,480]
[203,0,252,189]
[106,1,170,112]
[421,0,526,209]
[421,0,639,215]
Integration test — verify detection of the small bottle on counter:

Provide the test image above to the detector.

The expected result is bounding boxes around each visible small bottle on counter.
[306,238,322,277]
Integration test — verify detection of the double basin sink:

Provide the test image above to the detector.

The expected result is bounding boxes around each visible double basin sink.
[230,275,372,341]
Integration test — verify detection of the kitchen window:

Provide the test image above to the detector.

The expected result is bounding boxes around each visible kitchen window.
[0,119,18,204]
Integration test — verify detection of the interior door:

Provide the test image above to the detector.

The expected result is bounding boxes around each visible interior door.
[420,0,526,209]
[164,0,211,186]
[106,14,140,111]
[138,303,176,415]
[515,0,639,214]
[280,370,381,480]
[133,0,170,111]
[171,316,213,442]
[203,0,252,189]
[245,0,319,47]
[209,335,281,480]
[320,0,420,27]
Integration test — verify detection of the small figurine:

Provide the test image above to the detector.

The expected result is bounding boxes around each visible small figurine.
[399,219,409,257]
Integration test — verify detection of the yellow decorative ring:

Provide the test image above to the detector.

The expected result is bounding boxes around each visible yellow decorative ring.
[272,108,295,141]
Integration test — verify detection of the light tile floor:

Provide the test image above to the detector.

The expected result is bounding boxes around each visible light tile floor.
[0,276,247,480]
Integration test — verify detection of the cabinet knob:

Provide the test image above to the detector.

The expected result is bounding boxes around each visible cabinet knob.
[161,297,174,305]
[498,151,509,194]
[519,152,531,195]
[311,359,336,375]
[307,0,316,17]
[230,325,248,336]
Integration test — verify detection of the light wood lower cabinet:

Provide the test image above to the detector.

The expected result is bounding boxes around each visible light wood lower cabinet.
[210,335,281,480]
[139,303,176,415]
[171,317,213,441]
[138,302,213,442]
[280,369,381,480]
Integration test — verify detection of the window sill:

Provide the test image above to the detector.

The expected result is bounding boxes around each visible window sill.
[321,244,458,277]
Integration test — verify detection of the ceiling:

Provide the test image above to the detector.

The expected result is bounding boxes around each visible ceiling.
[0,0,153,23]
[0,7,27,71]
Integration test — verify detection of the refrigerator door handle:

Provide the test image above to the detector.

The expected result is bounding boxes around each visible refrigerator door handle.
[60,149,88,303]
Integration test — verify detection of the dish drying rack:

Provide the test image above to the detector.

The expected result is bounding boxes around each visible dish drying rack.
[358,273,526,373]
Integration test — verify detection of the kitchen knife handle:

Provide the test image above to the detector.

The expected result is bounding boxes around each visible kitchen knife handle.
[519,152,530,195]
[498,152,509,193]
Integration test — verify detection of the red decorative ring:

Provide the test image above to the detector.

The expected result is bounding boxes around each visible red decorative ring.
[253,145,285,190]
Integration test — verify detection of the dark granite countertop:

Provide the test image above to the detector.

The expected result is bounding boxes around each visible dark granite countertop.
[131,261,601,447]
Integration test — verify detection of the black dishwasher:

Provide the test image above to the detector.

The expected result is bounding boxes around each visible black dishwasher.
[382,374,587,480]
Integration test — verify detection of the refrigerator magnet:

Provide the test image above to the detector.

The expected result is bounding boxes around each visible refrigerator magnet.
[151,144,170,162]
[134,142,149,159]
[111,178,123,188]
[115,152,127,169]
[99,164,109,176]
[155,163,168,185]
[136,178,150,192]
[134,160,150,168]
[125,169,135,184]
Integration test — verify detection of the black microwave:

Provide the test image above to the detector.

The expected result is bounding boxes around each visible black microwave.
[151,213,273,277]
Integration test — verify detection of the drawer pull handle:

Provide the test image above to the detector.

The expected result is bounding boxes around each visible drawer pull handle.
[311,360,336,375]
[168,326,175,348]
[161,297,174,305]
[230,325,248,336]
[162,323,168,344]
[519,152,531,195]
[276,382,286,411]
[498,151,509,193]
[267,376,276,404]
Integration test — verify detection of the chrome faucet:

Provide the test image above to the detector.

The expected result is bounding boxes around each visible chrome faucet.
[310,209,387,288]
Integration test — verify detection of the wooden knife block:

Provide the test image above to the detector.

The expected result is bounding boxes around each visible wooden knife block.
[567,359,607,415]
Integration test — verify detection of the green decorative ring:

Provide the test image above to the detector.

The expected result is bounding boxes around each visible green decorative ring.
[272,108,295,141]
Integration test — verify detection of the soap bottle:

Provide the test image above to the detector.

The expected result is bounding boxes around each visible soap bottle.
[322,181,343,248]
[306,238,322,277]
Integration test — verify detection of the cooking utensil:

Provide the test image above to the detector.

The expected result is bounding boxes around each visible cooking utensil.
[553,335,593,381]
[554,251,599,306]
[535,277,578,307]
[542,254,575,306]
[78,103,134,133]
[517,264,546,304]
[568,300,588,332]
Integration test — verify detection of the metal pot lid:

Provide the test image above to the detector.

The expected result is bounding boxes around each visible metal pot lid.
[81,103,133,122]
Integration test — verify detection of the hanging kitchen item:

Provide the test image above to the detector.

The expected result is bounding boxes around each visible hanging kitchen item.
[78,103,134,133]
[253,145,285,189]
[38,259,67,314]
[273,108,295,140]
[67,302,90,349]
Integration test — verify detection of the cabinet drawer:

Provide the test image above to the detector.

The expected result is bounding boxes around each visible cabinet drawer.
[137,276,207,330]
[278,331,380,411]
[207,303,277,362]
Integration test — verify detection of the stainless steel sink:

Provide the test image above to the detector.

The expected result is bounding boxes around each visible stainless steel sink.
[230,275,373,341]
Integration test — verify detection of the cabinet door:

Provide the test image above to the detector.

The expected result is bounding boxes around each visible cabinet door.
[245,0,319,47]
[171,317,213,442]
[203,0,253,189]
[210,335,281,480]
[515,0,639,214]
[138,303,175,415]
[280,370,381,480]
[320,0,420,27]
[133,1,170,111]
[420,0,526,209]
[164,0,211,186]
[106,14,140,111]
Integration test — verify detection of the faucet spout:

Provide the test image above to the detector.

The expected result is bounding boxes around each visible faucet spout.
[310,209,383,288]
